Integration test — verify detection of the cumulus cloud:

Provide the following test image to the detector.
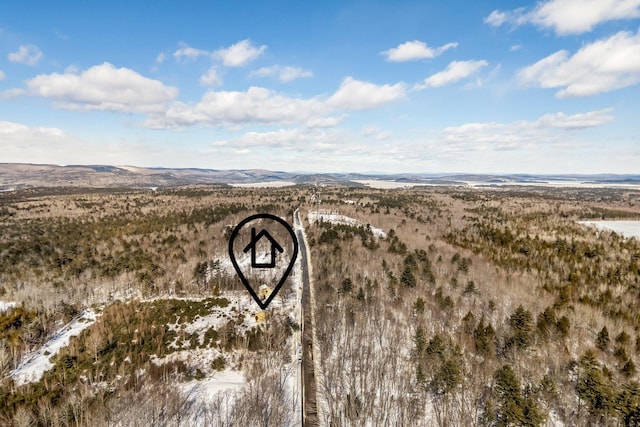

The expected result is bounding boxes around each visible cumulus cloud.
[20,62,178,113]
[414,60,488,89]
[251,65,313,82]
[212,39,266,67]
[173,44,209,61]
[381,40,458,62]
[485,0,640,35]
[518,29,640,97]
[144,86,327,128]
[145,76,406,129]
[440,109,614,151]
[326,77,406,110]
[155,53,166,64]
[8,45,43,66]
[200,67,222,86]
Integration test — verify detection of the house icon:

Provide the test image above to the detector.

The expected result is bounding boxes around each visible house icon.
[243,227,284,268]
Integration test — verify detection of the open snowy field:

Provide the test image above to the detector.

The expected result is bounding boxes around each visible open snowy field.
[579,221,640,240]
[352,179,439,189]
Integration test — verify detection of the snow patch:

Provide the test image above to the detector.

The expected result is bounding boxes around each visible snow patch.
[308,210,386,239]
[10,309,99,386]
[579,220,640,240]
[229,181,296,188]
[180,369,245,398]
[0,301,17,313]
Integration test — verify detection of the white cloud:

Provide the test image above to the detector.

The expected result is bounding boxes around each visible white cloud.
[0,121,66,139]
[8,45,43,66]
[21,62,178,113]
[537,109,615,129]
[212,39,266,67]
[155,53,166,64]
[362,125,391,140]
[485,0,640,35]
[144,77,406,129]
[381,40,458,62]
[200,67,222,87]
[518,29,640,97]
[251,65,313,82]
[484,10,511,27]
[306,116,345,128]
[173,44,209,61]
[0,70,5,81]
[210,127,353,155]
[414,60,488,89]
[463,64,502,89]
[144,86,326,128]
[326,77,406,110]
[440,109,614,151]
[0,121,77,163]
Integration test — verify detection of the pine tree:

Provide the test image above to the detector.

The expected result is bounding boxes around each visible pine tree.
[596,326,610,352]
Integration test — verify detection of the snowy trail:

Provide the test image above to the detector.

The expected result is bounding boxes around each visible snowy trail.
[9,309,98,386]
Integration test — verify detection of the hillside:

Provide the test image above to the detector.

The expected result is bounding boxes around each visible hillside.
[2,163,640,190]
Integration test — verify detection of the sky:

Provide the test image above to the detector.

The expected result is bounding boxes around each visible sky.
[0,0,639,174]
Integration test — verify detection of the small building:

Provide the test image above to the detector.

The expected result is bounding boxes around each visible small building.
[258,284,272,301]
[255,311,268,322]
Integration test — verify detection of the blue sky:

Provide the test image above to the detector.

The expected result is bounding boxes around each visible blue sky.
[1,0,639,174]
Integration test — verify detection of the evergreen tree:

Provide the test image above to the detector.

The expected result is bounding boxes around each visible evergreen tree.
[596,326,610,352]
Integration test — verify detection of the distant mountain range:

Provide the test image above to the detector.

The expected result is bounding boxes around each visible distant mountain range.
[1,163,639,189]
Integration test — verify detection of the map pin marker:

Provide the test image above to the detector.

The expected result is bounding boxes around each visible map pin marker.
[228,213,298,309]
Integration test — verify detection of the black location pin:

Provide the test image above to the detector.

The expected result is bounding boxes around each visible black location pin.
[228,213,298,309]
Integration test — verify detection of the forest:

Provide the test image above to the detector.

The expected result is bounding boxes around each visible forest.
[1,184,640,426]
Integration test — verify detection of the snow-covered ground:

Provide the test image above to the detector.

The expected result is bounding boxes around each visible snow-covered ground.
[308,210,386,239]
[464,180,640,189]
[154,258,303,426]
[164,293,260,350]
[0,301,17,313]
[352,179,439,189]
[220,250,293,291]
[180,369,245,399]
[10,309,98,386]
[354,178,640,190]
[229,181,296,188]
[579,220,640,240]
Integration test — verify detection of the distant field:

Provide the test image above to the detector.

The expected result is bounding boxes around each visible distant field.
[352,179,438,189]
[353,178,640,190]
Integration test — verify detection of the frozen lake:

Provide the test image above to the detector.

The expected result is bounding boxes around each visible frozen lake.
[579,221,640,240]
